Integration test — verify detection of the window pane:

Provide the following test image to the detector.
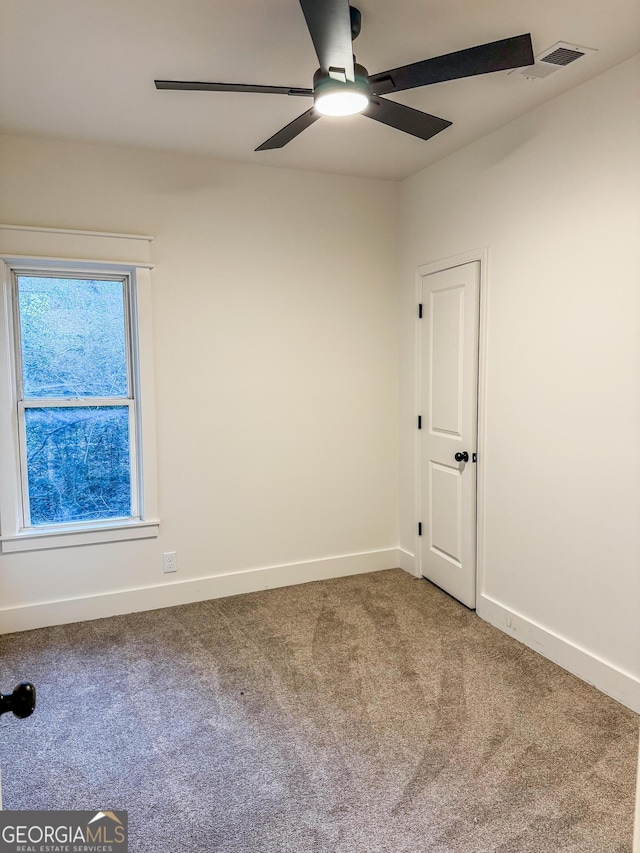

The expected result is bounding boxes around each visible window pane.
[17,277,128,398]
[24,406,131,525]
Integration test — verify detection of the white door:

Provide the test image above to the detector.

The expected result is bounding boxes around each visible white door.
[418,261,480,608]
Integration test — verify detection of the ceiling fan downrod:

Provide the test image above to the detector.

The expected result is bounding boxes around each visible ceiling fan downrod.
[350,6,361,41]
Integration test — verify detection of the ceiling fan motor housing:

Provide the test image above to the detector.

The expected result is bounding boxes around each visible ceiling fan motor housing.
[313,63,371,107]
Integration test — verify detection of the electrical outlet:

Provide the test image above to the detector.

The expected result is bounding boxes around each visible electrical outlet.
[163,551,177,573]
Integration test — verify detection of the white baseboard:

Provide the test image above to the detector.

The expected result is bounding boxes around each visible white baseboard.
[0,549,401,635]
[397,548,416,576]
[478,593,640,714]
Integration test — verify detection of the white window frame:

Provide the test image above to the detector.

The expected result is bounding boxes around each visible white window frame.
[0,226,159,553]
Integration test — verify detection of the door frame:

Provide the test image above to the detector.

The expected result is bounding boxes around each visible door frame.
[413,248,489,609]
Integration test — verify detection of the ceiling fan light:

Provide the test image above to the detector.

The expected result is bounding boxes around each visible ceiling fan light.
[315,89,369,116]
[313,65,371,117]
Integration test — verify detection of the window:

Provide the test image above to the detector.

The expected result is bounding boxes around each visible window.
[0,226,159,552]
[15,273,138,526]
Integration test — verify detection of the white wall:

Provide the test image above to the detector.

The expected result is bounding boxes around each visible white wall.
[0,136,399,629]
[399,54,640,711]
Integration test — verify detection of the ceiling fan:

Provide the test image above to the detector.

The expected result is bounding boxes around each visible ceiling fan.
[155,0,534,152]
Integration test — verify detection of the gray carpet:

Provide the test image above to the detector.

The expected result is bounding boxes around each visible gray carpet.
[0,569,637,852]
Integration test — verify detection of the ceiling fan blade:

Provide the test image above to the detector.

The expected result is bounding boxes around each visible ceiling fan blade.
[298,0,355,81]
[155,80,313,97]
[369,33,534,95]
[364,97,452,141]
[255,107,321,151]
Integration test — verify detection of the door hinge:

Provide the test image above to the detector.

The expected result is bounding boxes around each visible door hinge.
[418,522,422,536]
[418,415,422,429]
[418,303,423,318]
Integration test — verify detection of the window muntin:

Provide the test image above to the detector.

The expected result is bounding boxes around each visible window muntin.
[13,272,140,528]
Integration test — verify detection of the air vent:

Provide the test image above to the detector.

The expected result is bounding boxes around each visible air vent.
[541,46,585,66]
[516,41,597,80]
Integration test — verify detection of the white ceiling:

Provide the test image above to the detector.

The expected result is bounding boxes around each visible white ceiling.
[1,0,639,181]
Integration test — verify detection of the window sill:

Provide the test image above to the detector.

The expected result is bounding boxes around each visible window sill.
[0,519,160,554]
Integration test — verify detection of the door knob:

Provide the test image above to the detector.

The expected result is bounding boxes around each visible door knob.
[0,681,36,719]
[454,451,469,463]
